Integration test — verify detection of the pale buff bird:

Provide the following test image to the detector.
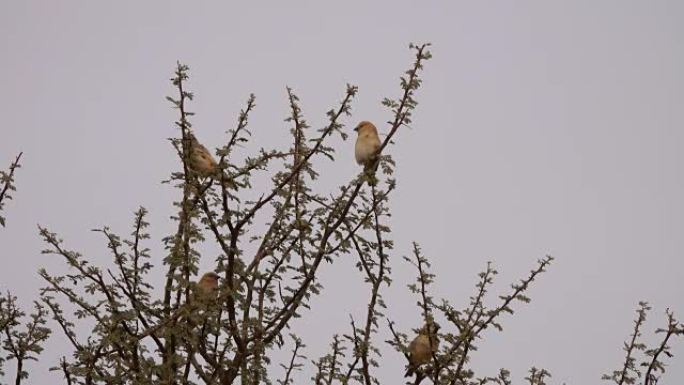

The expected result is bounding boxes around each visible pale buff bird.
[196,272,220,300]
[188,133,219,178]
[405,322,440,378]
[187,133,237,189]
[354,121,381,180]
[171,272,219,329]
[180,272,220,334]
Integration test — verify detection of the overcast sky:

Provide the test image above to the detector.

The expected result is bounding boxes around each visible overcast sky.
[1,1,683,384]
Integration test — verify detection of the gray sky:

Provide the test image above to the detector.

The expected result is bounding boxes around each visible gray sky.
[1,1,683,384]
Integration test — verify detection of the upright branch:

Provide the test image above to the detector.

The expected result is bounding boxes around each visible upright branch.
[278,335,306,385]
[402,243,441,383]
[407,243,435,329]
[163,62,199,314]
[340,181,394,385]
[313,335,345,385]
[447,262,497,383]
[159,62,212,384]
[286,87,309,275]
[379,43,432,154]
[0,152,23,228]
[642,310,683,385]
[602,301,650,385]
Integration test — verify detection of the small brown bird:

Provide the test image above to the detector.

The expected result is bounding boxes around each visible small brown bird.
[405,322,440,378]
[196,272,220,299]
[354,121,381,182]
[189,272,220,337]
[187,132,237,189]
[188,133,219,178]
[172,272,220,330]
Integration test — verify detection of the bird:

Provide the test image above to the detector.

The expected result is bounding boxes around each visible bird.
[186,132,236,188]
[190,272,220,341]
[159,272,219,334]
[187,133,219,178]
[354,121,381,184]
[404,322,440,378]
[196,271,220,300]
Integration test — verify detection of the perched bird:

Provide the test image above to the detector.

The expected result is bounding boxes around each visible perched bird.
[188,272,220,338]
[187,132,237,188]
[167,272,220,332]
[354,121,381,183]
[188,133,219,178]
[196,271,220,300]
[405,322,440,378]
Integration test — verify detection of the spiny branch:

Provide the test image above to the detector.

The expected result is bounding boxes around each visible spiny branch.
[0,151,23,227]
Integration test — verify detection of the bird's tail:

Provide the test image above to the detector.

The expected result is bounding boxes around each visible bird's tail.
[215,171,237,190]
[364,158,380,186]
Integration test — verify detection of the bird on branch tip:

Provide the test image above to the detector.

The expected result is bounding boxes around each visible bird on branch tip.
[354,121,381,186]
[405,321,440,378]
[187,132,236,188]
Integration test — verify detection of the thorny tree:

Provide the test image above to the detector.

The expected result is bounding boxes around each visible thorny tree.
[1,44,682,385]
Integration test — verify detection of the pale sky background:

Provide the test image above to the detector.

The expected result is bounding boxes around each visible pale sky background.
[1,1,683,384]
